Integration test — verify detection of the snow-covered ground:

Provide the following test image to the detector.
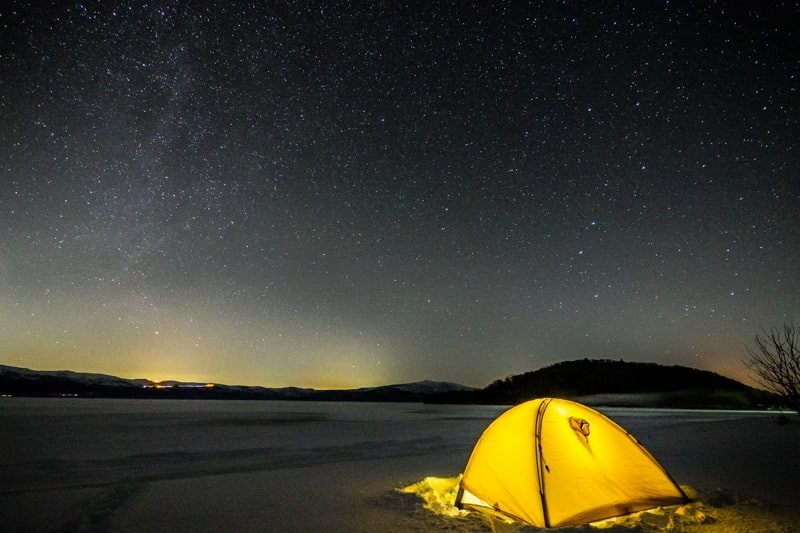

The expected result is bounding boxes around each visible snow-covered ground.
[1,398,797,532]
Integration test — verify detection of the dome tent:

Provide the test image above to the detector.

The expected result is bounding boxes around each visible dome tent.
[455,398,688,528]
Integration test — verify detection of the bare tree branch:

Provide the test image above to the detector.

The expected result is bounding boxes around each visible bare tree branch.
[744,321,800,413]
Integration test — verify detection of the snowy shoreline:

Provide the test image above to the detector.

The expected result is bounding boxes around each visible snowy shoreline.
[1,399,797,531]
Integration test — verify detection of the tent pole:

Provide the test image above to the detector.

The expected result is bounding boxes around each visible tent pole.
[534,398,552,528]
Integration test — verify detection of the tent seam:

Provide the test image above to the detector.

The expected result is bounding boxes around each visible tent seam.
[534,397,552,528]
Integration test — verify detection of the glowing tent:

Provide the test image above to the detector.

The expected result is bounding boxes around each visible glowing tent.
[455,398,688,528]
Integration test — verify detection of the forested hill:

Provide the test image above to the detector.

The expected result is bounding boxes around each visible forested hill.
[428,359,779,409]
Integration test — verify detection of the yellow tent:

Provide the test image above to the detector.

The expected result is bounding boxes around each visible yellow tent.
[456,398,688,528]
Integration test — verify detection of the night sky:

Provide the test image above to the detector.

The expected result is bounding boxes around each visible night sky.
[1,1,798,388]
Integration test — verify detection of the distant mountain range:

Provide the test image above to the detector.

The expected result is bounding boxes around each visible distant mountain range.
[0,364,473,402]
[0,359,781,409]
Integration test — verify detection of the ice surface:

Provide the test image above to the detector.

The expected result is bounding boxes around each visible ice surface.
[1,398,797,532]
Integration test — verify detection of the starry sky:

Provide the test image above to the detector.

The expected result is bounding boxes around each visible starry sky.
[1,1,798,389]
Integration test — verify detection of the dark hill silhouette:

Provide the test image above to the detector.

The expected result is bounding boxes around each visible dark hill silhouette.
[428,359,779,409]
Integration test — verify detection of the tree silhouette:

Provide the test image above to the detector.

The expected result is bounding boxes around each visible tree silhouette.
[745,321,800,414]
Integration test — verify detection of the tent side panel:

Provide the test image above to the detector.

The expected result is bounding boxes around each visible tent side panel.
[459,400,545,527]
[541,399,687,528]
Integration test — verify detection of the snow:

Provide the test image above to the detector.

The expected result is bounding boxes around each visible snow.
[0,398,797,532]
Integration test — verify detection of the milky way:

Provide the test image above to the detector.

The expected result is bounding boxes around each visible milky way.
[1,1,798,387]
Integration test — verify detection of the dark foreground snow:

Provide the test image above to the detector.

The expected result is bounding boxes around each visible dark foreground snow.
[1,399,797,532]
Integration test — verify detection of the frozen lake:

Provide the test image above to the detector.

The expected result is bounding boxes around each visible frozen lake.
[1,398,797,531]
